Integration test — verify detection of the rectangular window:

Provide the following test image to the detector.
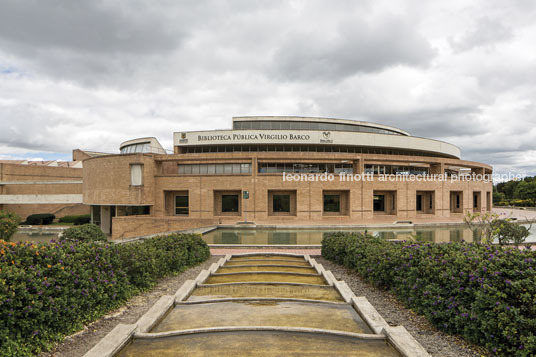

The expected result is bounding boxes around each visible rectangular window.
[323,194,341,213]
[130,164,143,186]
[373,195,385,212]
[273,194,291,213]
[175,195,189,215]
[416,195,423,211]
[222,195,239,212]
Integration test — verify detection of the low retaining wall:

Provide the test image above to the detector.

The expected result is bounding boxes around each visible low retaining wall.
[111,216,218,239]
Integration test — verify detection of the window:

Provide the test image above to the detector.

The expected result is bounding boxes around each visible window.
[273,194,290,213]
[130,164,143,186]
[178,163,251,175]
[323,194,341,213]
[373,195,385,212]
[175,195,189,215]
[222,195,239,212]
[416,194,423,211]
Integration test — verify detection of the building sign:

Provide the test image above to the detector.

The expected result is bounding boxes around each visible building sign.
[179,132,188,144]
[196,133,311,142]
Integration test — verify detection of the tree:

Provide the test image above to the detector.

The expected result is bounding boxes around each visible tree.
[464,211,531,246]
[514,180,536,201]
[0,210,21,242]
[493,190,505,203]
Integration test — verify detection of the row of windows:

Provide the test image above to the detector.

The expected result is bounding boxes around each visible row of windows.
[173,190,491,216]
[178,163,252,175]
[258,163,353,174]
[121,142,151,154]
[232,121,404,135]
[179,145,448,158]
[364,165,430,175]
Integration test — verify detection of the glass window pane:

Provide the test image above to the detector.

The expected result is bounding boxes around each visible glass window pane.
[224,164,233,174]
[232,164,240,174]
[222,195,239,212]
[130,164,143,186]
[199,164,208,174]
[175,195,189,215]
[191,164,200,174]
[216,164,224,174]
[207,164,216,174]
[241,163,250,174]
[280,121,290,129]
[324,194,340,212]
[273,194,290,212]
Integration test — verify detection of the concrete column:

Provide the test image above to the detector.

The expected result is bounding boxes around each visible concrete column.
[101,206,111,234]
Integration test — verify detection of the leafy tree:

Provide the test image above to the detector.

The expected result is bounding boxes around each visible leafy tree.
[514,180,536,201]
[0,210,21,242]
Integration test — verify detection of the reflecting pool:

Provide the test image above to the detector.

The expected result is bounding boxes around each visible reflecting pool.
[203,224,536,245]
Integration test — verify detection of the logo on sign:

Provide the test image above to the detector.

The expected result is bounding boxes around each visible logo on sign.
[179,132,188,143]
[320,131,333,144]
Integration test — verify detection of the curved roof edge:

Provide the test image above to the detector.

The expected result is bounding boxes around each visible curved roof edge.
[120,137,166,154]
[232,116,410,136]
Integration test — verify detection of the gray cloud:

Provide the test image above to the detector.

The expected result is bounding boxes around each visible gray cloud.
[450,17,513,53]
[272,16,436,81]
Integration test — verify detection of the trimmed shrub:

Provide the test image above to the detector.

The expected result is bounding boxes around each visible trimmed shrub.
[25,214,55,225]
[0,211,21,242]
[0,233,210,355]
[58,214,91,225]
[61,224,107,242]
[73,215,91,225]
[322,233,536,356]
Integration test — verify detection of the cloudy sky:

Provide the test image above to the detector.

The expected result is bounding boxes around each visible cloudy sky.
[0,0,535,176]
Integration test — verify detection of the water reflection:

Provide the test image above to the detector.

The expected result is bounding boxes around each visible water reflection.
[11,231,61,243]
[203,224,536,245]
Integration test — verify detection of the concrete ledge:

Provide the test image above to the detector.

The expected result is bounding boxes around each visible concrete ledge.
[134,326,386,340]
[136,295,174,333]
[217,257,226,267]
[324,270,337,284]
[334,281,354,303]
[198,281,333,288]
[84,324,136,357]
[211,271,320,277]
[229,252,305,258]
[383,325,430,357]
[174,280,197,302]
[224,254,232,262]
[303,254,311,263]
[208,263,220,273]
[351,296,389,335]
[321,270,335,286]
[195,270,211,285]
[176,297,347,305]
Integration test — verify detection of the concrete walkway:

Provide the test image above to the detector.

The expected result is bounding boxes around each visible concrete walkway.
[86,253,430,356]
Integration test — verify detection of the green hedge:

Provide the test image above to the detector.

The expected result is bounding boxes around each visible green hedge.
[322,233,536,356]
[61,224,107,242]
[494,199,535,207]
[25,214,55,225]
[0,233,210,356]
[58,214,91,225]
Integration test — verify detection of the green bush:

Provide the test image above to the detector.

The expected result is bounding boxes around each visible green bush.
[25,214,55,225]
[58,214,91,225]
[61,224,107,242]
[0,233,210,355]
[0,211,21,242]
[322,233,536,356]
